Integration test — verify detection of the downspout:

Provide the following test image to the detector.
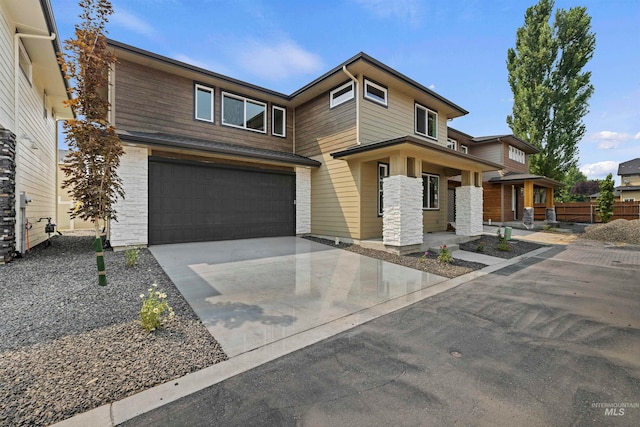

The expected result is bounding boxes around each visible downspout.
[14,30,57,253]
[341,65,360,145]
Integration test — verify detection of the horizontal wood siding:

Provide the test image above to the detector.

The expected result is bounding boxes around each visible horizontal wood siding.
[360,159,384,239]
[422,164,448,232]
[473,144,504,180]
[15,72,58,249]
[360,79,449,147]
[295,91,356,157]
[0,3,13,129]
[503,142,529,174]
[114,59,292,153]
[310,154,361,239]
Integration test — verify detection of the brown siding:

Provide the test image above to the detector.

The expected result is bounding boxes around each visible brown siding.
[295,91,356,157]
[503,142,529,174]
[473,143,504,181]
[114,59,293,153]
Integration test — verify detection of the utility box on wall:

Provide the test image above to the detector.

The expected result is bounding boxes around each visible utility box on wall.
[0,129,17,263]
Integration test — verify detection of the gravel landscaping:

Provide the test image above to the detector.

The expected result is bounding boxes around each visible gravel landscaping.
[304,236,487,278]
[458,234,545,259]
[0,234,227,427]
[581,219,640,245]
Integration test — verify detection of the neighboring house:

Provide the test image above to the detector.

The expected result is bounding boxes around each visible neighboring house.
[106,40,503,253]
[56,149,96,231]
[447,128,562,223]
[0,0,72,261]
[616,158,640,201]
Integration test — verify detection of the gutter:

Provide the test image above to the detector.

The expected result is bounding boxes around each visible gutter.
[341,65,360,145]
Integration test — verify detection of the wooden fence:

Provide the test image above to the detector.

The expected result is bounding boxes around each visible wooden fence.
[534,201,640,223]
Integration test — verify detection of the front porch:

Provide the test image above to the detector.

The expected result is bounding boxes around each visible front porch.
[359,230,479,255]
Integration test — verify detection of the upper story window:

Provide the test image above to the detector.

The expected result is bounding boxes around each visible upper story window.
[330,81,354,108]
[222,92,266,133]
[364,79,387,106]
[508,145,525,164]
[415,104,437,140]
[461,144,468,154]
[18,41,32,83]
[422,173,439,210]
[272,105,286,137]
[194,84,214,122]
[447,138,457,150]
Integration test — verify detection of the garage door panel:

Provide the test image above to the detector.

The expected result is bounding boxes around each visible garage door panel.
[149,159,295,244]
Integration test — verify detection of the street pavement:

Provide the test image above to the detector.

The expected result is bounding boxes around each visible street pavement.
[121,241,640,426]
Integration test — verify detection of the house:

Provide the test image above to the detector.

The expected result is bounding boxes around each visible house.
[616,158,640,201]
[0,0,73,261]
[56,149,96,232]
[447,128,562,224]
[106,40,504,253]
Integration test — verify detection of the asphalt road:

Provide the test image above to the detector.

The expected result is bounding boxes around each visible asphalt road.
[122,241,640,426]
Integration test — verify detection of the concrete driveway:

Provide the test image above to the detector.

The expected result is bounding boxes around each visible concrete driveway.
[149,237,447,357]
[131,240,640,426]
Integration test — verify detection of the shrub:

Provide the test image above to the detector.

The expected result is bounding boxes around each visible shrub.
[124,248,140,267]
[140,283,174,332]
[476,241,486,253]
[496,229,511,252]
[437,245,453,264]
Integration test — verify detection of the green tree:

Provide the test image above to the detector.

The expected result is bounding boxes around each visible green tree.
[556,165,586,201]
[58,0,123,286]
[596,173,615,223]
[507,0,595,182]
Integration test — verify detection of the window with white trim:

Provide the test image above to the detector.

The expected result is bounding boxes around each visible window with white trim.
[364,79,387,106]
[508,145,525,164]
[18,41,32,83]
[460,144,468,154]
[422,173,439,209]
[194,84,214,122]
[330,81,354,108]
[415,104,437,139]
[447,138,457,150]
[378,163,389,216]
[623,198,636,202]
[272,105,286,137]
[222,92,266,133]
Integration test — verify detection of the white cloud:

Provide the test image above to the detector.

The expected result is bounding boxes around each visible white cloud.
[236,39,323,81]
[111,9,157,38]
[172,54,230,75]
[580,161,619,178]
[428,84,436,90]
[589,130,638,149]
[353,0,421,26]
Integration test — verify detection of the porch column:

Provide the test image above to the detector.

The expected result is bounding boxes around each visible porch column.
[382,175,423,247]
[455,184,483,236]
[545,187,554,208]
[295,167,311,234]
[523,180,535,228]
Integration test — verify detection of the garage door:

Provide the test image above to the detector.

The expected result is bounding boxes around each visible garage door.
[149,158,295,245]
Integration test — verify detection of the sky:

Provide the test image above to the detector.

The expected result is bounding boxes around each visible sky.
[49,0,640,184]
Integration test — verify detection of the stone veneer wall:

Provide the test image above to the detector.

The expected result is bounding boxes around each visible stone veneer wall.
[295,167,311,234]
[455,185,483,236]
[109,146,148,248]
[382,175,423,246]
[0,129,16,262]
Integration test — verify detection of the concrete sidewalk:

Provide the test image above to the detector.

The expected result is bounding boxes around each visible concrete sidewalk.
[51,246,550,427]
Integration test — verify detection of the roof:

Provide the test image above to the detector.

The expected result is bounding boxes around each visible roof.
[488,173,564,188]
[615,185,640,191]
[471,134,539,154]
[618,158,640,176]
[107,40,468,116]
[331,135,503,172]
[117,130,321,168]
[590,190,621,198]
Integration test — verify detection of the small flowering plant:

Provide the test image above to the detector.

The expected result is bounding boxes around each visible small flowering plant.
[139,283,174,332]
[437,244,453,264]
[419,251,430,262]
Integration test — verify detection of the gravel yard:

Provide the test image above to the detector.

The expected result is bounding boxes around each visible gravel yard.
[458,235,544,259]
[0,234,227,427]
[304,236,487,278]
[581,219,640,245]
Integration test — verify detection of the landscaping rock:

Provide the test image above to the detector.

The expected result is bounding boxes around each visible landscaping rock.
[582,219,640,245]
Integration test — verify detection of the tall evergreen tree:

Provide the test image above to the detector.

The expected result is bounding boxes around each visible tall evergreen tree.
[58,0,123,286]
[596,173,615,223]
[507,0,595,182]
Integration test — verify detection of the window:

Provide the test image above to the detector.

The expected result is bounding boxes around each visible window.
[422,173,439,209]
[415,104,437,139]
[447,138,457,150]
[194,84,214,122]
[330,81,354,108]
[222,92,266,133]
[364,79,387,106]
[508,145,525,164]
[272,105,286,137]
[623,198,636,202]
[460,144,468,154]
[18,41,32,83]
[378,163,389,216]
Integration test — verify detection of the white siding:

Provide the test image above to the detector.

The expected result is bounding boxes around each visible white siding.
[0,2,15,130]
[14,68,58,251]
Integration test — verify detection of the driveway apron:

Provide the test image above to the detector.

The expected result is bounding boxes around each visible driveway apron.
[149,237,447,357]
